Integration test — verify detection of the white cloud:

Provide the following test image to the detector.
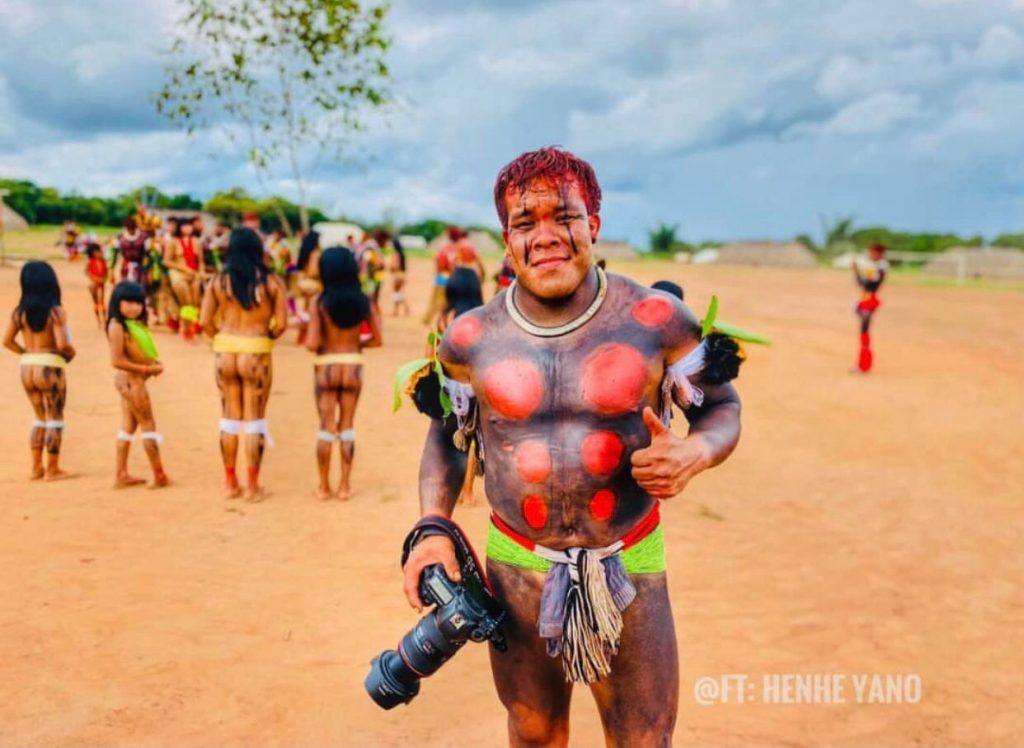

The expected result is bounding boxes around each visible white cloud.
[789,91,924,138]
[2,0,1024,242]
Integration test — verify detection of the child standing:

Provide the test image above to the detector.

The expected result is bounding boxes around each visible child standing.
[85,242,108,327]
[2,261,75,480]
[107,281,169,488]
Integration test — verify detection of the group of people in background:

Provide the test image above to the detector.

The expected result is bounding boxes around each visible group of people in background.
[5,212,508,503]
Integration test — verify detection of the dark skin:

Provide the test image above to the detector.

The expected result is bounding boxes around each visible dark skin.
[200,271,288,501]
[108,300,168,489]
[4,306,76,480]
[305,295,382,500]
[403,178,741,748]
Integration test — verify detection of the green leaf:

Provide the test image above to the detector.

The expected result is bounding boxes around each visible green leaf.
[701,295,719,338]
[392,357,431,412]
[433,358,453,419]
[711,320,772,346]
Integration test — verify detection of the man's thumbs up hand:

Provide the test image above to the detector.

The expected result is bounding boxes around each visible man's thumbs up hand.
[630,406,711,499]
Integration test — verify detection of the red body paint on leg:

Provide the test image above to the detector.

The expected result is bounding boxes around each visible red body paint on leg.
[521,495,549,530]
[581,430,624,477]
[580,343,648,415]
[483,358,544,420]
[449,316,482,348]
[859,332,872,372]
[632,296,673,327]
[589,489,616,522]
[516,440,551,483]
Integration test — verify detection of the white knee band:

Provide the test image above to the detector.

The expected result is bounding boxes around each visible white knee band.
[141,431,163,444]
[31,419,46,430]
[339,429,355,443]
[244,419,274,447]
[117,429,135,442]
[44,420,64,430]
[219,418,242,435]
[318,430,337,442]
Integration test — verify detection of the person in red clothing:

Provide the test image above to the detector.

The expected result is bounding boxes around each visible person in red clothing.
[84,241,108,327]
[853,242,889,373]
[163,216,205,341]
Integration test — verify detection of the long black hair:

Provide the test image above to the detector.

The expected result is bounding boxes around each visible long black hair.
[107,281,148,329]
[224,227,269,310]
[392,235,406,272]
[17,261,61,332]
[318,247,369,329]
[297,230,320,272]
[445,267,483,319]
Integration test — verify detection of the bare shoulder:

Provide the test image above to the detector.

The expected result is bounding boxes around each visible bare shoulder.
[607,272,700,356]
[437,295,503,376]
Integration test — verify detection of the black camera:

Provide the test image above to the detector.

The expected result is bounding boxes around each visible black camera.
[365,564,506,709]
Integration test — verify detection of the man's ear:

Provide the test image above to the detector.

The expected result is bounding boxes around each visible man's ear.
[589,213,601,244]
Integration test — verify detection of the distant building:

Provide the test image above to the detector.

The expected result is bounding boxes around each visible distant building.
[923,246,1024,280]
[1,203,29,231]
[714,241,818,268]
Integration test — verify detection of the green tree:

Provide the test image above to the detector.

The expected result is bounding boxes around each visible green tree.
[648,223,680,253]
[155,0,391,233]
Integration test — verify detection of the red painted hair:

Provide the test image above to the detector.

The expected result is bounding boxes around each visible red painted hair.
[493,146,602,229]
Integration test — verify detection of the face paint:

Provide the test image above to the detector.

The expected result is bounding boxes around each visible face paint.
[449,316,482,347]
[522,494,550,529]
[483,357,545,420]
[632,296,673,327]
[589,489,616,522]
[581,430,624,478]
[516,439,552,483]
[580,343,648,416]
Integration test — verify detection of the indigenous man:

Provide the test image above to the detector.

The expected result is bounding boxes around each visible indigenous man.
[852,242,888,373]
[402,147,742,747]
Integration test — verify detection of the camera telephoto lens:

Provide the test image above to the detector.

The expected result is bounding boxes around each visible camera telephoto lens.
[365,607,463,709]
[365,650,421,710]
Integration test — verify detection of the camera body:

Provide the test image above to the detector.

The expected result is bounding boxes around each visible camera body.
[365,564,506,710]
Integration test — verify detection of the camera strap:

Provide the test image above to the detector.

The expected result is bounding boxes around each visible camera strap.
[401,514,496,595]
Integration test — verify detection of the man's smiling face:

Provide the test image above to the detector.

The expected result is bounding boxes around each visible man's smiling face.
[502,176,601,301]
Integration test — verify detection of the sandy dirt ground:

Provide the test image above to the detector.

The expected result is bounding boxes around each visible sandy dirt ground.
[0,255,1021,747]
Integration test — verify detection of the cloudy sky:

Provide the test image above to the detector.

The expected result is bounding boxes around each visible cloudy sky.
[2,0,1024,244]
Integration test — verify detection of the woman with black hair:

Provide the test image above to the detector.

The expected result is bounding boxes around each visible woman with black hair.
[163,215,205,341]
[2,261,75,480]
[106,281,169,489]
[200,227,288,501]
[305,246,382,501]
[294,230,322,344]
[435,266,484,334]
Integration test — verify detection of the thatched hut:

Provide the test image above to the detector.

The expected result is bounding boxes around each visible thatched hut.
[922,247,1024,280]
[714,241,817,268]
[1,203,29,231]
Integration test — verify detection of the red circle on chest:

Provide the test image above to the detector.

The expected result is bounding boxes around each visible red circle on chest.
[483,358,544,420]
[580,343,648,415]
[449,316,482,347]
[581,431,624,477]
[521,495,549,529]
[516,440,551,483]
[589,489,617,522]
[632,296,673,327]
